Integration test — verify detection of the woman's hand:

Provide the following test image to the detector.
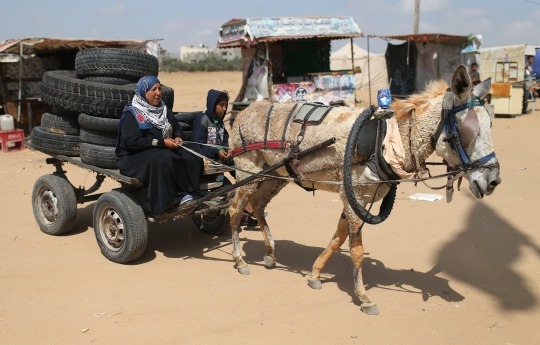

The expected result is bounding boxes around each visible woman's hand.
[164,138,179,149]
[174,137,183,146]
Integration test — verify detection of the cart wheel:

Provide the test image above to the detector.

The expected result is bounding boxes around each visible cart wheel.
[191,211,230,235]
[93,190,148,264]
[32,174,77,235]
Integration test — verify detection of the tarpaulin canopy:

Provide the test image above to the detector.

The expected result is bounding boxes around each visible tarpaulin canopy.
[368,33,481,95]
[218,17,363,48]
[0,37,151,55]
[330,42,388,91]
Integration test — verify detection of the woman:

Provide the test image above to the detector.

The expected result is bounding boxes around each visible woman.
[116,76,204,216]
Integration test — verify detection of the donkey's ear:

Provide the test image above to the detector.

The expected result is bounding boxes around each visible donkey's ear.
[451,65,472,102]
[473,77,492,99]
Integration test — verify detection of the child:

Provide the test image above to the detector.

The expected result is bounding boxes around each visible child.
[192,89,230,161]
[192,89,257,226]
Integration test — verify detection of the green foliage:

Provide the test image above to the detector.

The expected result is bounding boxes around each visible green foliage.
[160,57,242,72]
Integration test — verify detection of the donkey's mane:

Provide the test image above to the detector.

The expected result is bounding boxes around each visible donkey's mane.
[390,79,449,119]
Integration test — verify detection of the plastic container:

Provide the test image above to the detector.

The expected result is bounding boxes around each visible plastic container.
[0,115,15,131]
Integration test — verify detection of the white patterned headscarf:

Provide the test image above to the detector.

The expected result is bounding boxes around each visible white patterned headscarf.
[132,76,171,138]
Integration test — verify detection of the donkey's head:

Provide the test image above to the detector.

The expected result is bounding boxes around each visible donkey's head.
[435,65,501,199]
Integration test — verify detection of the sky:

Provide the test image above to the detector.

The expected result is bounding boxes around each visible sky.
[1,0,538,55]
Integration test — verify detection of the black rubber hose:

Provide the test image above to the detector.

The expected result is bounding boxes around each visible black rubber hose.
[343,108,397,225]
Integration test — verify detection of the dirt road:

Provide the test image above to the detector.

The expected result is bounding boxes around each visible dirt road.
[1,71,539,344]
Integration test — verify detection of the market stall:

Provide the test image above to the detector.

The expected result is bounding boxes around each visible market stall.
[479,44,536,117]
[217,17,364,115]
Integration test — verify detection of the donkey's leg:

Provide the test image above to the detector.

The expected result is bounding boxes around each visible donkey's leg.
[247,179,287,268]
[346,212,379,315]
[308,211,349,290]
[230,187,251,275]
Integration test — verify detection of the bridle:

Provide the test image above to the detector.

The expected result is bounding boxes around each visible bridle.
[430,90,497,170]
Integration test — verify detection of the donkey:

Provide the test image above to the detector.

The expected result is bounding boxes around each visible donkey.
[227,65,501,314]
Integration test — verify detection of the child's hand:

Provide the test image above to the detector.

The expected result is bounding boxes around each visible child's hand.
[218,150,228,160]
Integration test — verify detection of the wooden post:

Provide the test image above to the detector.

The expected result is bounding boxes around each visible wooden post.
[0,71,9,114]
[414,0,420,35]
[17,41,23,124]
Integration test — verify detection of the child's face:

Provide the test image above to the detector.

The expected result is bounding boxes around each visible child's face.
[214,100,228,118]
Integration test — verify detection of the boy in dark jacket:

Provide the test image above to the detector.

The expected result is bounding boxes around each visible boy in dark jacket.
[192,89,231,160]
[192,89,257,226]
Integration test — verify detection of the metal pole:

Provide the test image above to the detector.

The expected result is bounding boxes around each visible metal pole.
[350,37,355,70]
[350,37,357,106]
[414,0,420,35]
[437,35,440,78]
[266,41,273,101]
[17,41,23,124]
[368,35,372,105]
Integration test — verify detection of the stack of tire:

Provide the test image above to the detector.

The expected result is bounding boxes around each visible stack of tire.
[39,48,174,168]
[174,111,203,141]
[31,106,82,156]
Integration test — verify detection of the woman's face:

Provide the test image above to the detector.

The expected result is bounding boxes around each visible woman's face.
[145,82,162,106]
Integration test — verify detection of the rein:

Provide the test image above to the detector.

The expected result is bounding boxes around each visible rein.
[179,138,496,187]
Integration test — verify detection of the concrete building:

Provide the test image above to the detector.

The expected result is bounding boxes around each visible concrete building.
[180,44,240,63]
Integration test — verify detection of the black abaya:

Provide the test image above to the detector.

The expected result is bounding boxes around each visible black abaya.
[117,110,204,215]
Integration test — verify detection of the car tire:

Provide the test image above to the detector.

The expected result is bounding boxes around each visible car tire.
[40,112,80,135]
[80,128,117,147]
[83,76,138,85]
[51,105,80,117]
[75,48,158,80]
[80,143,117,168]
[174,111,202,123]
[78,113,120,133]
[31,126,80,156]
[41,70,174,118]
[93,190,148,264]
[32,174,78,235]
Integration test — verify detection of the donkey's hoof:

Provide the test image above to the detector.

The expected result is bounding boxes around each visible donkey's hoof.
[237,266,250,275]
[263,255,276,268]
[307,278,322,290]
[361,304,379,315]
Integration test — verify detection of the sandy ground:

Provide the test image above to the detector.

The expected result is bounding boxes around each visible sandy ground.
[1,71,540,344]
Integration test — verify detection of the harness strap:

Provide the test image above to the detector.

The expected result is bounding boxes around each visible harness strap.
[297,105,319,144]
[230,141,287,158]
[281,103,299,148]
[285,158,316,192]
[431,91,454,149]
[263,105,274,149]
[239,127,247,153]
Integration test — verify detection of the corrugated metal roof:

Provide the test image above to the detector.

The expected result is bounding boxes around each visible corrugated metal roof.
[0,37,151,55]
[372,33,469,43]
[217,17,363,48]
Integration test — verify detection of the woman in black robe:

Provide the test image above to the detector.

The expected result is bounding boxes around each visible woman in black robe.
[116,76,204,215]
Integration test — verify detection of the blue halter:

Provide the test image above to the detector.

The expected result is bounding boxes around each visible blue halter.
[433,91,497,169]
